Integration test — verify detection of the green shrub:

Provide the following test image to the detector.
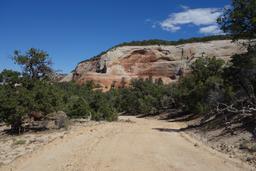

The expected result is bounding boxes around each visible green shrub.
[138,96,157,114]
[95,104,118,121]
[29,80,63,114]
[0,70,65,132]
[223,48,256,102]
[110,78,174,115]
[176,57,227,114]
[65,96,92,119]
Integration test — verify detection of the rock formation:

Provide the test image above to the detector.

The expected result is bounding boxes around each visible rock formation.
[62,40,247,91]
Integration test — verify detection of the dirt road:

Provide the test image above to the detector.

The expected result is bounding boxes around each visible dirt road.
[1,116,252,171]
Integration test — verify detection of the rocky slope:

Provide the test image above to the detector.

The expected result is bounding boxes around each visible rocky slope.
[62,40,246,90]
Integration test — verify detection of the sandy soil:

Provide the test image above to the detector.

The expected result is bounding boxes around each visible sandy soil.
[0,116,253,171]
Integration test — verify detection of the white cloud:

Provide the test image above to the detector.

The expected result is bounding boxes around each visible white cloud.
[161,22,180,32]
[159,7,223,34]
[180,5,189,10]
[199,25,223,35]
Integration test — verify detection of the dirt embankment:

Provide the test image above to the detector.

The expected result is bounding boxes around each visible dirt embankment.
[0,116,254,171]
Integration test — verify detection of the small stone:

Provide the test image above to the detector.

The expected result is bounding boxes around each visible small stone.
[29,138,38,144]
[246,157,252,162]
[36,137,48,143]
[66,163,72,167]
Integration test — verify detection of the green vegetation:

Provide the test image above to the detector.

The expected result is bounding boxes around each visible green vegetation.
[13,48,53,80]
[175,57,228,114]
[12,139,26,146]
[0,49,118,133]
[55,81,118,121]
[116,35,232,47]
[217,0,256,104]
[109,78,175,115]
[218,0,256,41]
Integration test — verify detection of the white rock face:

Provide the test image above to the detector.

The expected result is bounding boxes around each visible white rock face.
[102,40,244,62]
[63,40,247,91]
[60,73,73,82]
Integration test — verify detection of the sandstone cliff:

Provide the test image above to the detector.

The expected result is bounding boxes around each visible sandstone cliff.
[62,40,246,91]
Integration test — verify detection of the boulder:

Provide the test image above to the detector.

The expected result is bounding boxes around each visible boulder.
[46,111,68,129]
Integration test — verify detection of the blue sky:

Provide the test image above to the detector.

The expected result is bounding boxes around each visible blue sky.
[0,0,230,73]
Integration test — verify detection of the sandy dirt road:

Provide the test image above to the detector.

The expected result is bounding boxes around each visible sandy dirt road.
[1,116,253,171]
